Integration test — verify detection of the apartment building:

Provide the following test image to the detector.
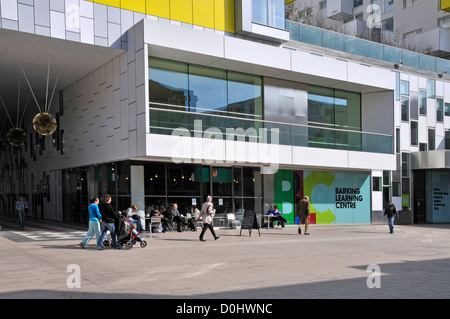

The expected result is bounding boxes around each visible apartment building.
[0,0,449,226]
[291,0,450,59]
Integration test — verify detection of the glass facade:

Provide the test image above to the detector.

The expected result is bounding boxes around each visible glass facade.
[62,162,262,224]
[252,0,285,29]
[307,85,362,150]
[287,21,450,74]
[148,63,391,154]
[62,162,131,223]
[149,58,262,119]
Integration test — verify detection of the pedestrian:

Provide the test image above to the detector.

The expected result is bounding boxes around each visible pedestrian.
[384,201,398,233]
[97,194,122,250]
[295,196,310,235]
[79,197,102,249]
[198,195,220,242]
[15,197,28,230]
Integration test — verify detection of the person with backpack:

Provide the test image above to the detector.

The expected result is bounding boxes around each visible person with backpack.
[384,201,398,234]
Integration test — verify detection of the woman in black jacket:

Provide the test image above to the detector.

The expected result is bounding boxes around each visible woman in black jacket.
[97,195,122,250]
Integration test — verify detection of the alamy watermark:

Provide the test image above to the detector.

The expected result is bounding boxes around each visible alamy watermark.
[366,264,381,289]
[366,4,382,29]
[170,120,280,174]
[67,264,81,289]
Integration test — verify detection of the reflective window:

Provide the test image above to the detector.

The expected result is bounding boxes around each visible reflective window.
[227,72,263,120]
[308,86,361,131]
[429,128,435,150]
[307,86,361,150]
[427,79,436,99]
[188,65,227,114]
[401,96,409,121]
[149,59,188,108]
[411,121,418,146]
[402,153,409,177]
[419,90,427,115]
[252,0,268,25]
[149,58,262,120]
[252,0,285,29]
[437,98,444,122]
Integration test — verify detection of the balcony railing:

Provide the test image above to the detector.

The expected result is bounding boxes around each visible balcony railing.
[149,103,393,154]
[286,20,450,74]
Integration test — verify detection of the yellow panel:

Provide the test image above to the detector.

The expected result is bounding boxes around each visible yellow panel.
[121,0,146,13]
[146,0,170,19]
[170,0,193,24]
[86,0,121,8]
[214,0,234,33]
[442,0,450,12]
[193,0,215,29]
[87,0,235,32]
[285,0,296,4]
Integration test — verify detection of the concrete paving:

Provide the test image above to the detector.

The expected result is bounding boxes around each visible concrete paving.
[1,214,450,300]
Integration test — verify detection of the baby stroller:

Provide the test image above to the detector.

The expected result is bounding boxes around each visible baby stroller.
[116,216,147,250]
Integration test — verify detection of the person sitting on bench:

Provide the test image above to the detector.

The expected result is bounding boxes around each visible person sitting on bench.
[268,205,288,229]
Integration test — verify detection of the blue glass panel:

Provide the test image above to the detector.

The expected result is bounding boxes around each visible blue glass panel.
[252,0,268,25]
[364,41,383,60]
[383,45,402,64]
[419,54,436,72]
[299,24,323,47]
[270,0,285,29]
[436,58,450,75]
[323,30,345,51]
[401,50,419,68]
[287,21,300,41]
[345,37,365,56]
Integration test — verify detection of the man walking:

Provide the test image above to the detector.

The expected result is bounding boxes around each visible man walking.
[295,196,310,235]
[16,197,28,230]
[384,201,398,234]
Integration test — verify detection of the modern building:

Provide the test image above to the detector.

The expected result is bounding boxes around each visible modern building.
[0,0,449,227]
[290,0,450,59]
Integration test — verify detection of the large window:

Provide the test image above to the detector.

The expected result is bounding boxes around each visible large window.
[419,90,427,115]
[149,58,262,120]
[401,96,409,121]
[307,85,361,150]
[429,128,435,150]
[437,98,444,122]
[411,121,418,146]
[148,59,188,108]
[252,0,285,29]
[308,86,361,130]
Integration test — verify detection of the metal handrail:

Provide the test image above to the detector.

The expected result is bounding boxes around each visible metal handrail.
[149,102,392,137]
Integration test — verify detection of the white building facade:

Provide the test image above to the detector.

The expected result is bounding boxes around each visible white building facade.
[0,0,449,226]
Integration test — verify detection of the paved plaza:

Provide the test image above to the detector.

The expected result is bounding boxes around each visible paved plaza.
[1,214,450,301]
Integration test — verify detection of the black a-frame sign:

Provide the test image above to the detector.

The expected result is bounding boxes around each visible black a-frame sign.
[239,210,261,237]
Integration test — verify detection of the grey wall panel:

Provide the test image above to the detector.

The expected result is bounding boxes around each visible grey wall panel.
[93,3,107,38]
[1,0,18,20]
[50,0,64,13]
[50,10,65,39]
[80,16,94,44]
[34,0,49,27]
[18,3,34,33]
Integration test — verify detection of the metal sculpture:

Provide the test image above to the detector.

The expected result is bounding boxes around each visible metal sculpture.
[19,57,60,136]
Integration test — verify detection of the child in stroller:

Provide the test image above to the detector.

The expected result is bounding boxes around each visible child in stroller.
[104,216,147,250]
